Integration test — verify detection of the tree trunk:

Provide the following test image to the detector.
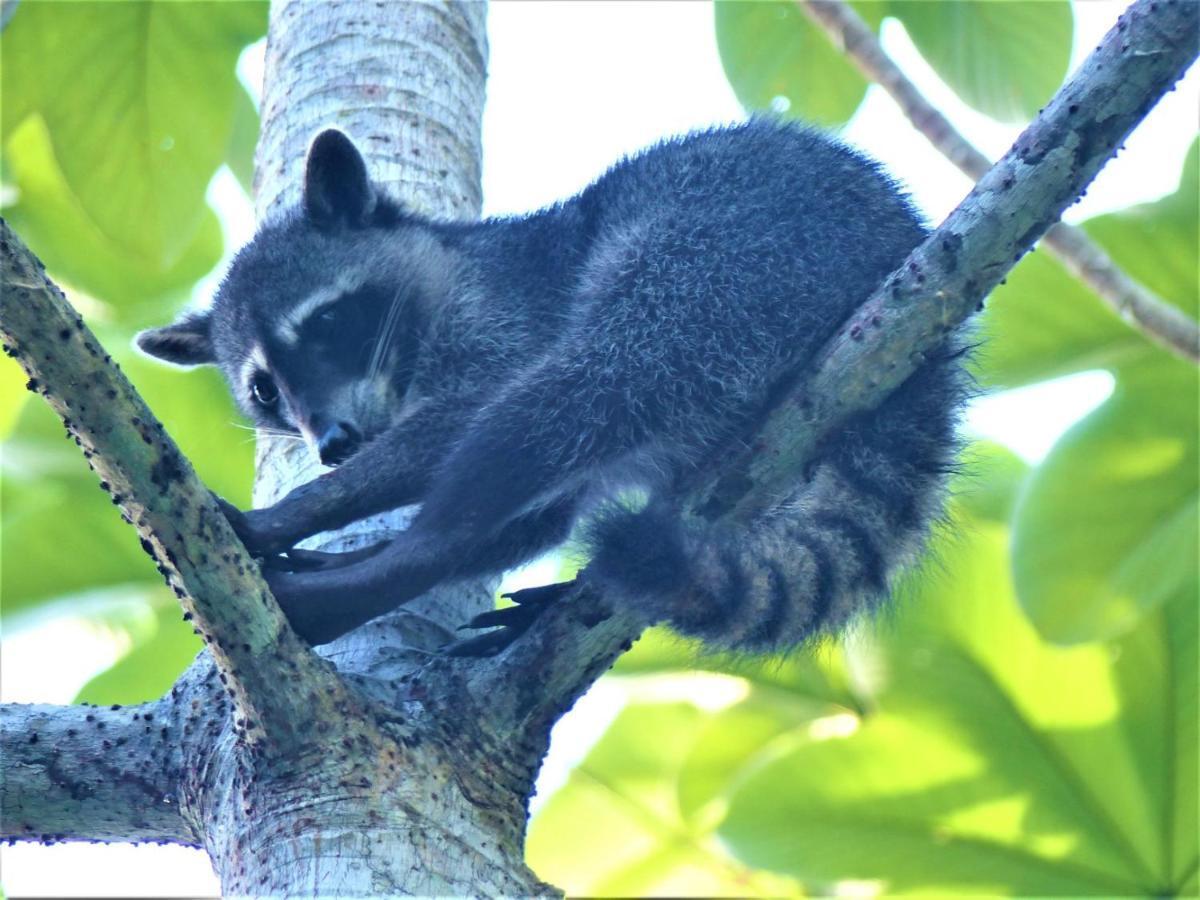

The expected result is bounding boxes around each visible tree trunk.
[203,1,551,894]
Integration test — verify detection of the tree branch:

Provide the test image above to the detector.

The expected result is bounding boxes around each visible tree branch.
[799,0,1200,365]
[0,700,195,845]
[0,221,359,748]
[482,0,1198,740]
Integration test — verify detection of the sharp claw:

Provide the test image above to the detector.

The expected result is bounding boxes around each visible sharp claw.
[443,630,514,657]
[500,579,578,607]
[462,607,526,630]
[445,580,580,656]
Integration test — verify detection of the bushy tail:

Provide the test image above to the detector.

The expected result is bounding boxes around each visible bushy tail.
[584,353,967,653]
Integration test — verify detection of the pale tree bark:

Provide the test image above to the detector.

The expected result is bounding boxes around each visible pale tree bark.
[0,0,1196,896]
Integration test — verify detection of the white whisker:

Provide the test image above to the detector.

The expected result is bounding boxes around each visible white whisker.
[369,287,406,380]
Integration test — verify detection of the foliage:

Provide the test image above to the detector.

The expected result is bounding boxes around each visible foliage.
[1,1,264,688]
[715,0,1071,126]
[1,1,1196,897]
[530,450,1197,896]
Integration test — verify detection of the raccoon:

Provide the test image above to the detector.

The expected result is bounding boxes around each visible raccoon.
[137,122,966,650]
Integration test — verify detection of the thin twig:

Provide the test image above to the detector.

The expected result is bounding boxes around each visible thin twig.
[799,0,1200,365]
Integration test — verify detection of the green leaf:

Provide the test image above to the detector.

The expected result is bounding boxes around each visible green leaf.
[893,1,1072,122]
[0,354,29,439]
[953,441,1029,524]
[1108,585,1198,889]
[1,412,158,616]
[1012,357,1198,644]
[979,141,1198,389]
[713,1,884,127]
[75,595,202,706]
[615,625,860,712]
[718,510,1192,894]
[2,115,223,322]
[676,693,831,825]
[2,0,265,267]
[527,701,802,897]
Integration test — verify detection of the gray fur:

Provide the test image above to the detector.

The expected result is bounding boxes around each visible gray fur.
[138,120,967,648]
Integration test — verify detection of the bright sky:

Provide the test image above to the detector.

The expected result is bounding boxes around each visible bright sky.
[2,2,1196,895]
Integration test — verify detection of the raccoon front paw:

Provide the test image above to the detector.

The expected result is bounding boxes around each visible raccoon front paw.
[213,494,296,557]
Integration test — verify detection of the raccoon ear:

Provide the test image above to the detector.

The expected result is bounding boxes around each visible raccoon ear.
[135,313,215,367]
[304,129,376,229]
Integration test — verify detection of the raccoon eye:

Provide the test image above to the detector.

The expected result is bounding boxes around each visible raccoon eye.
[250,372,279,407]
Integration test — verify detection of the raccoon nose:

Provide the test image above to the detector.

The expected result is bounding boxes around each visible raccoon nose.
[317,422,362,467]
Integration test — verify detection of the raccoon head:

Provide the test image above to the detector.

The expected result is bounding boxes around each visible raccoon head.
[137,129,453,467]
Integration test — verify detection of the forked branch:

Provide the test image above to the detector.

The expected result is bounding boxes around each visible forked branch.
[0,221,356,747]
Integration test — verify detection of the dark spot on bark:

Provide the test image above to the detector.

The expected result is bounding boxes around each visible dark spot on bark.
[150,447,185,492]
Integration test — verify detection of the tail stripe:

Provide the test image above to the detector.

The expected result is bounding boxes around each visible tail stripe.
[810,511,886,592]
[826,456,919,530]
[789,530,836,625]
[751,557,792,646]
[710,542,749,631]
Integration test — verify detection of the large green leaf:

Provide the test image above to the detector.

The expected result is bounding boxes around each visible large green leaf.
[2,115,223,324]
[0,352,29,439]
[714,1,884,127]
[718,510,1195,895]
[613,625,860,712]
[1012,356,1198,643]
[527,702,804,897]
[980,141,1198,389]
[675,692,833,826]
[893,1,1072,123]
[1,0,264,293]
